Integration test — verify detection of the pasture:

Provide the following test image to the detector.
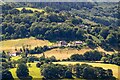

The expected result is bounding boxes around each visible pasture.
[0,37,52,51]
[16,7,44,13]
[32,47,115,60]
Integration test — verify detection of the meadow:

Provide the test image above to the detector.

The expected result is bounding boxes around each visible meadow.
[32,47,115,60]
[16,7,44,13]
[0,37,52,52]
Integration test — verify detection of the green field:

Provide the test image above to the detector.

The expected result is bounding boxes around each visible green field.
[9,63,43,80]
[11,56,22,61]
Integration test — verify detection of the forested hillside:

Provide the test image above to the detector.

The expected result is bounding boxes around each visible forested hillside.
[1,2,120,80]
[1,2,120,51]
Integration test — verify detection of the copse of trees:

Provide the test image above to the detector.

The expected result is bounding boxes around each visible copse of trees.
[1,69,14,80]
[16,63,31,79]
[27,56,39,63]
[101,53,120,66]
[39,55,57,63]
[40,63,71,79]
[29,46,52,54]
[40,63,115,79]
[70,50,103,61]
[70,54,85,61]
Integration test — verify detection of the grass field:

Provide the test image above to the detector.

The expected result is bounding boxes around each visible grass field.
[32,47,115,60]
[16,7,44,13]
[53,62,120,79]
[0,37,52,52]
[11,56,22,61]
[9,63,43,80]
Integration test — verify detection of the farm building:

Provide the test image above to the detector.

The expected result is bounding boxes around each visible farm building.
[73,41,83,46]
[8,51,21,57]
[57,41,67,47]
[8,53,16,56]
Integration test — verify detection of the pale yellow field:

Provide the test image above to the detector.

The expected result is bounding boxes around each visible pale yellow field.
[16,7,44,13]
[53,62,120,79]
[32,47,115,60]
[9,63,43,79]
[0,37,51,52]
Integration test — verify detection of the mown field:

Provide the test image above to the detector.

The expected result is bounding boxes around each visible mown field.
[0,37,52,52]
[9,62,120,79]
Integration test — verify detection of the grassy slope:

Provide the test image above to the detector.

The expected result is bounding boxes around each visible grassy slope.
[0,37,52,52]
[53,62,120,79]
[16,7,44,12]
[32,47,115,60]
[33,48,92,59]
[1,37,115,59]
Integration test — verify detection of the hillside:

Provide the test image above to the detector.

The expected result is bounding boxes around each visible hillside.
[1,2,120,80]
[0,37,52,52]
[1,2,119,52]
[32,47,115,60]
[0,37,117,59]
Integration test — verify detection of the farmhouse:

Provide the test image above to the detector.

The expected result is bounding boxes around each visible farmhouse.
[57,41,67,47]
[8,51,21,57]
[8,53,16,56]
[73,41,83,46]
[79,24,85,28]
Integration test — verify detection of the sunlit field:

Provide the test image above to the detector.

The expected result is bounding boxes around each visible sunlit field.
[16,7,44,12]
[0,37,52,51]
[32,47,115,60]
[9,63,43,79]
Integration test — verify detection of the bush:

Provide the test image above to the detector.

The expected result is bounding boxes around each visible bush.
[70,54,85,61]
[0,58,6,62]
[86,39,97,49]
[27,56,39,63]
[41,64,68,79]
[49,56,57,62]
[70,50,103,61]
[84,50,102,61]
[36,62,44,68]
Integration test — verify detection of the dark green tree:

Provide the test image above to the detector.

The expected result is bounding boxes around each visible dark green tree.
[1,69,14,80]
[16,63,29,79]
